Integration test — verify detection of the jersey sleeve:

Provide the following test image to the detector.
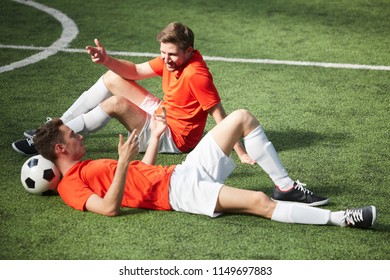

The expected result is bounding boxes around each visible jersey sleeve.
[148,56,164,76]
[58,177,95,211]
[188,72,221,111]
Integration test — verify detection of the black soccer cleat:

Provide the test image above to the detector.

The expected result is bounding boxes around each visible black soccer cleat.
[23,129,36,138]
[12,138,38,156]
[14,118,52,155]
[271,180,329,206]
[344,206,376,229]
[23,117,52,138]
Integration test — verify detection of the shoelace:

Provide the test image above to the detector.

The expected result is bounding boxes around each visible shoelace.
[26,138,34,146]
[343,208,363,226]
[293,180,313,195]
[45,117,52,123]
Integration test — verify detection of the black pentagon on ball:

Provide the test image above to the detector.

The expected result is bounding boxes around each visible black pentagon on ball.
[25,177,36,189]
[43,169,55,181]
[28,158,39,168]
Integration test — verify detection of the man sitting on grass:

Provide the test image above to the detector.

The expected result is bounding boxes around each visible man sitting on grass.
[33,107,375,228]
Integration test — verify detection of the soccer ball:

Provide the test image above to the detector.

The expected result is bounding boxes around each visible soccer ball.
[21,155,61,195]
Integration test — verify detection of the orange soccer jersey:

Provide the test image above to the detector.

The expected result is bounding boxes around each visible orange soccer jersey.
[57,159,176,212]
[149,50,221,152]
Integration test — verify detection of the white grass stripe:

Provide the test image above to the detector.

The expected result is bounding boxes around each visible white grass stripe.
[1,43,389,72]
[0,0,78,73]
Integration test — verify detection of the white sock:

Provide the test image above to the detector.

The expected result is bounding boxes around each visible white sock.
[329,211,347,227]
[60,76,111,123]
[244,126,294,190]
[65,105,111,134]
[271,202,331,225]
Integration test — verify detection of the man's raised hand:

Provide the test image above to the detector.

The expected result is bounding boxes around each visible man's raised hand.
[150,106,167,139]
[117,130,139,165]
[86,39,109,64]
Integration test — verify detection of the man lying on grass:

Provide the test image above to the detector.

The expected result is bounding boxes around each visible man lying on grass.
[33,107,376,229]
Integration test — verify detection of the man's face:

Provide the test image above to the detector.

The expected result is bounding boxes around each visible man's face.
[160,42,193,72]
[59,125,86,160]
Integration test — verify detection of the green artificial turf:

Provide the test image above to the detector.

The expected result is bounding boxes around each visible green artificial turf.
[0,0,389,261]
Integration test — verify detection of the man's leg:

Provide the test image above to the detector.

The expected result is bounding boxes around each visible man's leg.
[99,95,147,133]
[60,76,111,124]
[103,70,152,106]
[215,186,376,228]
[209,109,328,206]
[62,71,153,125]
[209,109,258,155]
[12,73,154,155]
[66,95,147,135]
[215,186,276,218]
[210,109,293,189]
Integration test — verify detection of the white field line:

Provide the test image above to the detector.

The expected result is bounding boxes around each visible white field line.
[1,1,389,72]
[2,43,390,72]
[0,0,78,73]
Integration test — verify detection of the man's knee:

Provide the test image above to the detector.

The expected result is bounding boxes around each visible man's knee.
[103,70,124,90]
[100,96,131,116]
[230,109,259,129]
[252,191,275,218]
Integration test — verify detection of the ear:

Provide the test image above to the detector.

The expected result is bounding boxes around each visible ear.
[186,46,194,55]
[54,143,66,155]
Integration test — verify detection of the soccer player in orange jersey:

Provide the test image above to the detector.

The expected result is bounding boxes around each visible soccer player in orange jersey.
[32,108,375,229]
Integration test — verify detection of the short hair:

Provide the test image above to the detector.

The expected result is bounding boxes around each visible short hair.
[156,22,194,50]
[33,118,65,162]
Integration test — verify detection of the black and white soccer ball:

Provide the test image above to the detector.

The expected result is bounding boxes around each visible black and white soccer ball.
[21,155,61,195]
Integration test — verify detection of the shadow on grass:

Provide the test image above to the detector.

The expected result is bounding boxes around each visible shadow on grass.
[373,223,390,233]
[200,128,350,152]
[119,208,150,216]
[265,129,349,152]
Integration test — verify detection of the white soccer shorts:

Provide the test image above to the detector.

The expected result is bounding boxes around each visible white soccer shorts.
[169,132,236,217]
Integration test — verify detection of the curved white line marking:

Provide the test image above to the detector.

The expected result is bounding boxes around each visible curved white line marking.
[0,0,78,73]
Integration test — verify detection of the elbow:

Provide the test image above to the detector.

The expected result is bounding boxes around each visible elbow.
[85,194,122,216]
[98,204,121,217]
[104,208,120,217]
